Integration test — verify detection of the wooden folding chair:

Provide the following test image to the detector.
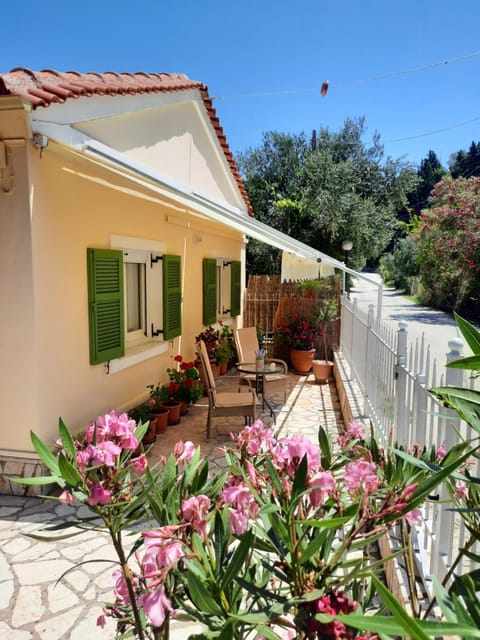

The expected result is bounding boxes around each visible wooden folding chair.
[197,339,259,440]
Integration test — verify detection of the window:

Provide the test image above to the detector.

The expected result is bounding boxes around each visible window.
[87,246,182,367]
[202,258,241,325]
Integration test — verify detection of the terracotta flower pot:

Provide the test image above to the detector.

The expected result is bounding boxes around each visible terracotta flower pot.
[160,401,182,425]
[312,360,333,384]
[151,409,169,433]
[290,348,316,374]
[142,417,157,445]
[180,400,188,416]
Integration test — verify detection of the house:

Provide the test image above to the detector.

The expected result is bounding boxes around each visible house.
[0,68,257,492]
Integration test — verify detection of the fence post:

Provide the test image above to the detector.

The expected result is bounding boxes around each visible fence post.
[434,337,465,579]
[394,321,408,443]
[362,305,375,417]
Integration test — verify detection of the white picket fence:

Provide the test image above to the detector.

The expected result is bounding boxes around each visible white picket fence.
[340,294,480,597]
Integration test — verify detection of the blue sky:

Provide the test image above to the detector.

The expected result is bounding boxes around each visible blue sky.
[3,0,480,167]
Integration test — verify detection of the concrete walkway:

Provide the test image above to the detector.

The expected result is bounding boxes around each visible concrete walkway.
[0,371,344,639]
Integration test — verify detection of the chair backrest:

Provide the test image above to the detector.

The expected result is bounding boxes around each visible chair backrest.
[197,340,216,393]
[234,327,259,363]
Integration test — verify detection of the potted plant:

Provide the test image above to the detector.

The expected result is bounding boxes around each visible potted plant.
[213,339,232,375]
[276,313,316,374]
[195,326,221,379]
[313,297,339,383]
[127,404,157,445]
[166,355,204,413]
[147,382,182,426]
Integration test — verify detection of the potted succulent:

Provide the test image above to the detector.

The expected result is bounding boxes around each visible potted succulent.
[312,297,339,383]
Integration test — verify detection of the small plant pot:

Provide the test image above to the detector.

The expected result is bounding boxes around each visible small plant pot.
[160,401,182,425]
[151,409,169,434]
[312,360,333,384]
[180,400,188,416]
[142,417,157,444]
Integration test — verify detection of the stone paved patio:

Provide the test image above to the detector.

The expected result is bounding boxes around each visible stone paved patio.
[0,370,344,639]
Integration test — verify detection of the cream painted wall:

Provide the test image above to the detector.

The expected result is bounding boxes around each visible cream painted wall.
[22,144,243,451]
[74,102,243,211]
[0,143,38,453]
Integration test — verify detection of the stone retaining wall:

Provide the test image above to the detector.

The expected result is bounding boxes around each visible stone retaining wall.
[0,455,52,496]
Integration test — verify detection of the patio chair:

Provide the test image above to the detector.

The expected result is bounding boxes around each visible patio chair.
[234,327,289,402]
[197,339,259,440]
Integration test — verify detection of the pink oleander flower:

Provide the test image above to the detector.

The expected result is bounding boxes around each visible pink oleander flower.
[454,479,468,500]
[86,441,122,467]
[309,470,336,507]
[348,420,365,440]
[58,490,76,505]
[142,537,185,573]
[182,495,211,534]
[112,568,131,605]
[140,585,175,628]
[405,508,423,527]
[88,483,112,506]
[344,460,379,496]
[233,420,276,456]
[174,440,196,464]
[276,433,321,476]
[96,614,106,628]
[436,442,447,460]
[222,482,259,535]
[132,454,148,474]
[76,449,90,472]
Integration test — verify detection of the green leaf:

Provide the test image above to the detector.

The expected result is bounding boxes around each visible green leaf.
[291,454,308,504]
[220,530,253,591]
[318,425,332,469]
[58,453,84,488]
[371,574,430,640]
[30,431,59,475]
[58,418,76,460]
[184,571,223,614]
[9,475,63,486]
[454,312,480,355]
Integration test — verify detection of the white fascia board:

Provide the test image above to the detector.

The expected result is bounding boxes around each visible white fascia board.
[30,88,200,125]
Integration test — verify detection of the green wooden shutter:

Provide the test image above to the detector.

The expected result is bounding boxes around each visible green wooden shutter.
[87,248,125,365]
[163,254,182,340]
[203,258,217,325]
[230,260,241,317]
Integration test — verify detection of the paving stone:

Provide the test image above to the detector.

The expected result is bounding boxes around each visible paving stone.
[13,558,74,586]
[11,584,43,627]
[48,581,79,612]
[0,551,12,581]
[0,621,31,639]
[0,580,14,609]
[34,606,84,640]
[2,537,32,555]
[69,610,117,639]
[0,506,22,517]
[14,541,61,562]
[64,569,90,593]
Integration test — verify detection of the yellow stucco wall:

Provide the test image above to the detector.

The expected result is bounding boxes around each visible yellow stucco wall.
[1,134,245,455]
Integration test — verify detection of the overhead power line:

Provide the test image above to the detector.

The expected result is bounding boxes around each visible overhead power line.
[211,50,480,101]
[385,114,480,143]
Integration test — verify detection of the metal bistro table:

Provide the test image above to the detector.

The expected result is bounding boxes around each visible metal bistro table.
[236,361,284,422]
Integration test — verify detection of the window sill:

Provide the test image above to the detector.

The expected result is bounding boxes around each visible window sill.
[108,341,168,374]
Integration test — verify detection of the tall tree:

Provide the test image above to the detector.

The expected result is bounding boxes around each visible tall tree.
[406,150,446,219]
[237,118,418,274]
[450,141,480,178]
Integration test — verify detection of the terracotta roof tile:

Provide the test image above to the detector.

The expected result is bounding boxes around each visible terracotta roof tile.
[0,67,253,215]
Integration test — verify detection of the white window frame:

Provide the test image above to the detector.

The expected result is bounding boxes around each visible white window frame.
[108,235,168,374]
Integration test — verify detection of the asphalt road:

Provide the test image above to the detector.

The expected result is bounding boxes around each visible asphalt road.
[348,273,464,374]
